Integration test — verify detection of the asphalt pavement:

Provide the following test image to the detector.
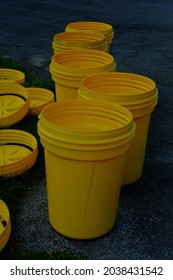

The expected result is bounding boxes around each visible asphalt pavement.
[0,0,173,259]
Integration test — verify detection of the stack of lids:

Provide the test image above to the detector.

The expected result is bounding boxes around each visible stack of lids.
[0,69,55,176]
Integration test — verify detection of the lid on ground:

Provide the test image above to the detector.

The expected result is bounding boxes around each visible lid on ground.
[27,87,55,115]
[0,129,38,176]
[0,83,29,127]
[0,68,25,84]
[0,199,11,252]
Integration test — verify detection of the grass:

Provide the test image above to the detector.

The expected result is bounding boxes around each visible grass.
[0,56,84,260]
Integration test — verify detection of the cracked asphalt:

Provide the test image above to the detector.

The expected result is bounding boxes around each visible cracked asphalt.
[0,0,173,259]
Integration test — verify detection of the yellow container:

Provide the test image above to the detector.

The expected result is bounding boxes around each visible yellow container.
[38,99,135,239]
[65,21,114,50]
[0,68,25,84]
[0,199,11,252]
[78,72,158,185]
[0,83,29,128]
[0,129,38,176]
[49,49,116,101]
[52,32,108,54]
[27,87,55,115]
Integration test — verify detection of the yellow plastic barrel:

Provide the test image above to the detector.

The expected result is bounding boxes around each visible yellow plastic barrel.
[38,99,135,239]
[0,83,29,128]
[27,87,55,115]
[52,32,108,54]
[0,199,11,252]
[65,21,114,51]
[0,129,38,176]
[0,68,25,84]
[49,49,116,101]
[78,72,158,185]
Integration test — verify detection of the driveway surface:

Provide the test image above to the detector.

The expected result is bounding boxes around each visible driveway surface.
[0,0,173,259]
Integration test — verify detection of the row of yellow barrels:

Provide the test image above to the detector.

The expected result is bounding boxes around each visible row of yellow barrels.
[0,21,158,242]
[38,22,158,239]
[48,51,158,186]
[38,75,158,239]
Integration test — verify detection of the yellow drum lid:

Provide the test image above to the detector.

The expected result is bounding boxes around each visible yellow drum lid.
[0,129,38,176]
[0,144,31,166]
[27,87,55,115]
[0,95,25,118]
[0,68,25,84]
[0,83,29,128]
[0,199,11,251]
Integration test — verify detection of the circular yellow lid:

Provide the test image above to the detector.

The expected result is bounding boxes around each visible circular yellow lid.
[0,95,25,118]
[27,87,55,115]
[0,145,31,166]
[0,199,11,251]
[0,68,25,84]
[0,83,29,127]
[0,129,38,176]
